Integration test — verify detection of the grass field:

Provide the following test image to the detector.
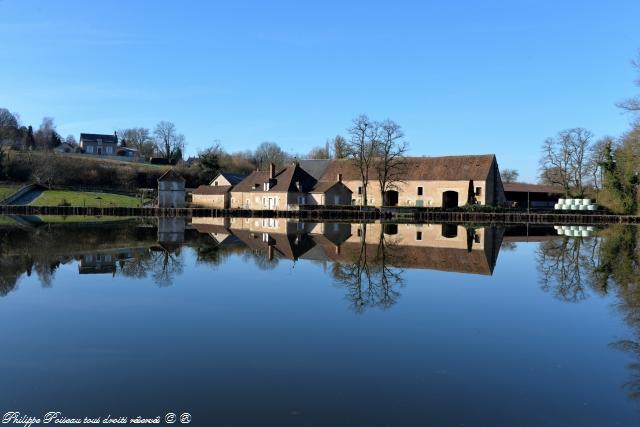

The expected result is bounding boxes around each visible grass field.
[30,190,145,208]
[0,184,20,200]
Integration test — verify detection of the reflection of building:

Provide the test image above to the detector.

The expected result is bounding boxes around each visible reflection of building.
[192,218,503,275]
[157,217,186,247]
[78,248,144,275]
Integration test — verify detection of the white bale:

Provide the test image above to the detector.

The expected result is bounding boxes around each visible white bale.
[554,204,560,210]
[587,205,597,211]
[558,198,566,204]
[586,226,595,231]
[582,199,591,205]
[581,230,590,237]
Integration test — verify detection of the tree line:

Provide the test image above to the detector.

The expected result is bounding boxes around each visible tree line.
[538,51,640,214]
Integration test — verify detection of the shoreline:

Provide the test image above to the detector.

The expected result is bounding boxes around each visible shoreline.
[1,204,639,224]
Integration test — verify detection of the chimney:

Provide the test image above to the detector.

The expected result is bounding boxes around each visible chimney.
[269,163,275,179]
[337,173,342,182]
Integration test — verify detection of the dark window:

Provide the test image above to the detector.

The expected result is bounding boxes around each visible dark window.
[416,231,422,241]
[358,186,362,195]
[475,187,482,196]
[474,234,481,243]
[357,228,362,237]
[417,186,423,196]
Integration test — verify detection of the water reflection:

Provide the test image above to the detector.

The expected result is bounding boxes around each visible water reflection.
[2,216,640,419]
[536,225,640,401]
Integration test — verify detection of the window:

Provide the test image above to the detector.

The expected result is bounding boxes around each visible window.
[97,138,102,144]
[86,145,94,153]
[214,181,218,186]
[475,187,482,196]
[358,186,362,195]
[474,234,481,244]
[417,186,423,196]
[357,228,362,237]
[416,231,422,241]
[106,146,113,154]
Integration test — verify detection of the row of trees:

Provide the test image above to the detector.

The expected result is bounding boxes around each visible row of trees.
[179,120,406,192]
[538,51,640,214]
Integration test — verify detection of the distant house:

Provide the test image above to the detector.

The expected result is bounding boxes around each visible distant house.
[79,132,118,155]
[54,142,78,154]
[116,146,139,158]
[230,162,352,210]
[157,169,186,208]
[192,172,248,209]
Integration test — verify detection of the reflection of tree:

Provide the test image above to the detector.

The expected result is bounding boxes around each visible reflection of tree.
[243,250,278,270]
[149,247,184,287]
[116,246,185,287]
[539,226,640,401]
[536,236,600,302]
[331,224,404,313]
[593,226,640,401]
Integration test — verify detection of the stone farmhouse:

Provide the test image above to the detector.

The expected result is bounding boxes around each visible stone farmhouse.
[190,154,505,210]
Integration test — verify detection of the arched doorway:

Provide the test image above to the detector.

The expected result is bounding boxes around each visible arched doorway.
[442,191,459,209]
[383,224,398,235]
[442,224,458,238]
[383,190,399,206]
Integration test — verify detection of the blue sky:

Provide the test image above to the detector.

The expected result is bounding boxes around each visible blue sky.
[1,0,638,181]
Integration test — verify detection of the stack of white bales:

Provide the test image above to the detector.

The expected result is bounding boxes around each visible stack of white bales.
[553,225,595,237]
[554,198,597,211]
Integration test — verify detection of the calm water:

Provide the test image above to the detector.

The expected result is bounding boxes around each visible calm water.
[1,217,639,426]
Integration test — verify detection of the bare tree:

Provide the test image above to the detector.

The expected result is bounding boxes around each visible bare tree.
[0,108,18,128]
[153,121,186,162]
[375,119,408,205]
[501,169,519,183]
[255,141,288,169]
[346,115,380,206]
[34,117,61,150]
[617,51,640,113]
[119,127,155,157]
[331,134,348,159]
[307,142,331,159]
[540,128,593,197]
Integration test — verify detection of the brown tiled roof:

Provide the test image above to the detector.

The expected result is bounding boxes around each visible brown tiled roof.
[503,182,564,194]
[192,185,231,195]
[309,181,351,193]
[233,164,318,193]
[318,155,497,182]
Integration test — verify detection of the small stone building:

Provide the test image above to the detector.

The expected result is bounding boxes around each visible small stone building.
[157,169,186,208]
[192,173,247,209]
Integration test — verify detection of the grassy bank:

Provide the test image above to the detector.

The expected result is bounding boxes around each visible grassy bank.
[30,190,145,208]
[0,184,20,200]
